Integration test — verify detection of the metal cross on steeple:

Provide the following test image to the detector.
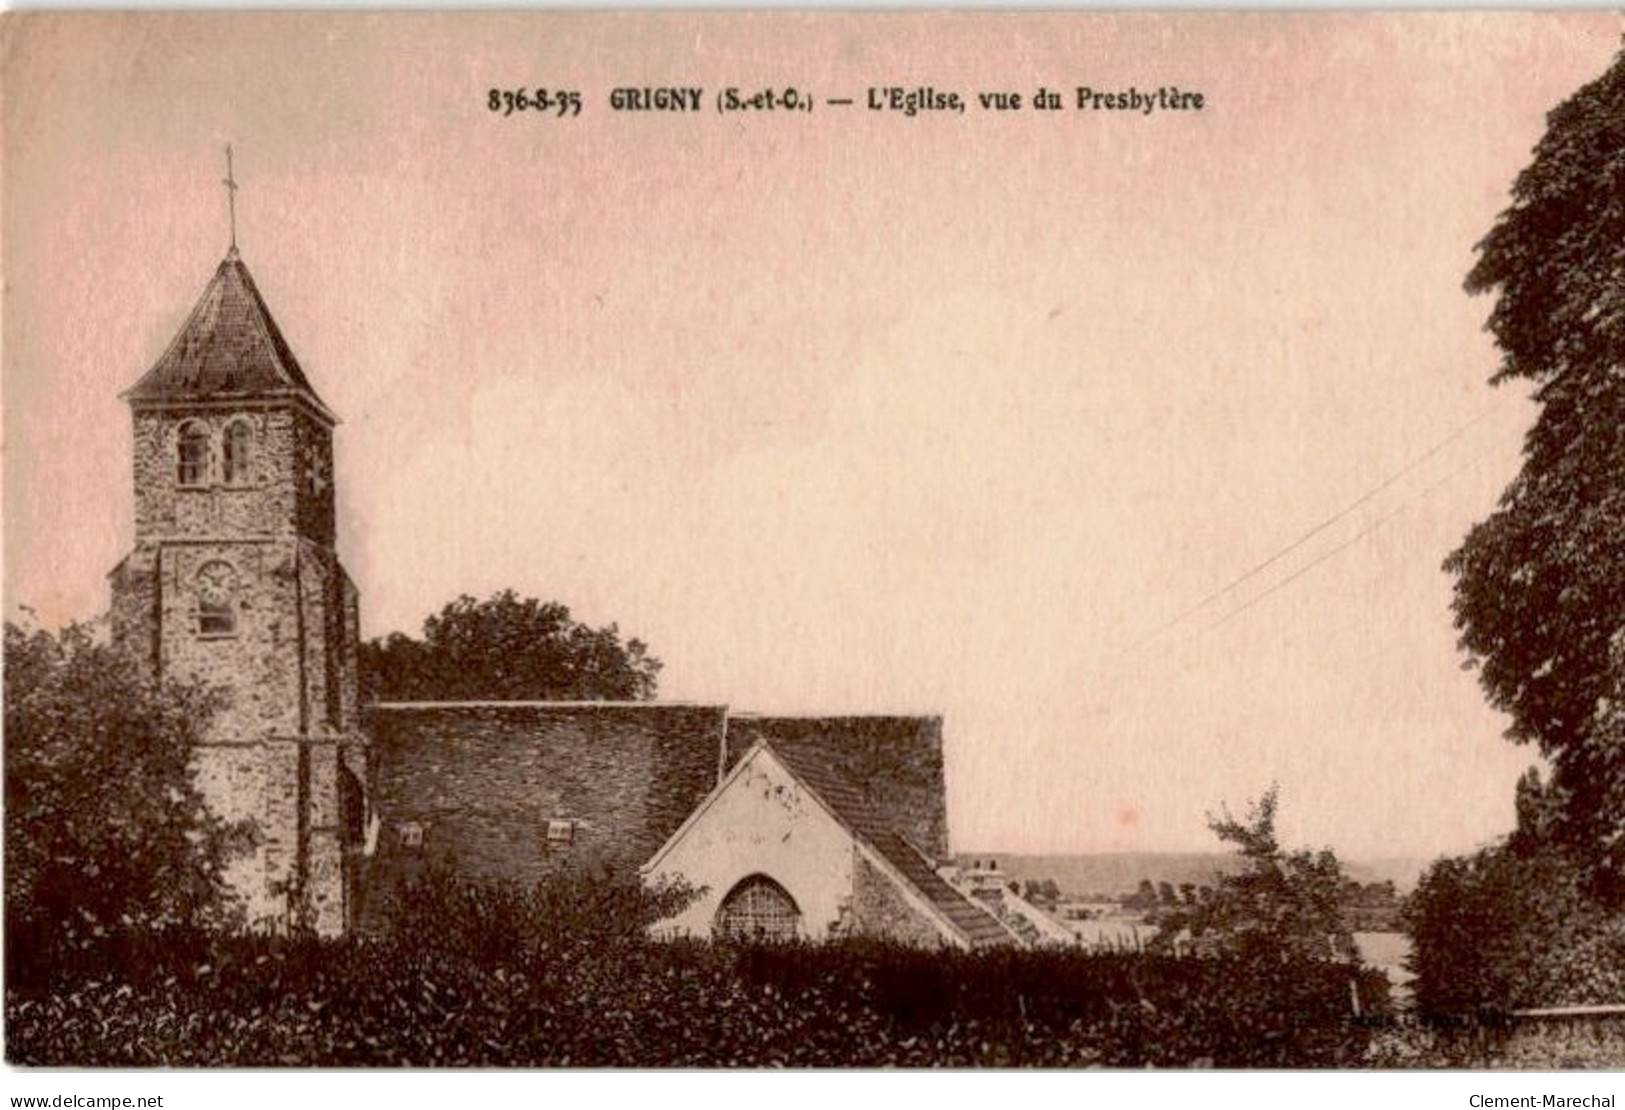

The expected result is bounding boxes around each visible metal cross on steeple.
[222,144,240,257]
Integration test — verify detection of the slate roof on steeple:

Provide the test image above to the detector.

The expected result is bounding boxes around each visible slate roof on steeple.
[123,251,334,420]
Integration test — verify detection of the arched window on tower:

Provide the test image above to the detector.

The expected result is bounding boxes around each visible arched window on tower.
[222,420,253,486]
[715,875,801,942]
[196,560,238,637]
[177,421,210,487]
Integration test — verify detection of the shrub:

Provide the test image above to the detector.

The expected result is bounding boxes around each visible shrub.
[6,871,1387,1068]
[4,618,246,948]
[1403,839,1625,1018]
[1366,1015,1625,1068]
[377,865,698,961]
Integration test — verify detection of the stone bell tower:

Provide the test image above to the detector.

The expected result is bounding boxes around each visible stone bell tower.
[109,192,367,933]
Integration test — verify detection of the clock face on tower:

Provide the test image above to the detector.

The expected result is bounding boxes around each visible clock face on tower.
[198,560,237,603]
[196,560,239,636]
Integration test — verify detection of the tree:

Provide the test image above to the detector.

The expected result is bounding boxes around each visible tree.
[1404,839,1625,1017]
[1022,878,1061,906]
[1444,47,1625,878]
[4,617,245,940]
[1154,787,1355,965]
[360,590,663,702]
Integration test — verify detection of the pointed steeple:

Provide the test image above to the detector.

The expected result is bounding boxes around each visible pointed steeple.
[123,254,336,422]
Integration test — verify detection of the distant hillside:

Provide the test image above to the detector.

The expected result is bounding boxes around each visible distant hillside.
[963,852,1433,897]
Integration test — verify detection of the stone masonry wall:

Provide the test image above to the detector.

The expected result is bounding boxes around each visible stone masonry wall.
[850,850,950,948]
[292,409,336,550]
[132,408,300,541]
[337,570,361,732]
[361,703,727,928]
[726,715,949,860]
[113,401,360,934]
[295,541,351,736]
[156,540,303,738]
[108,548,160,680]
[189,742,272,925]
[305,738,344,934]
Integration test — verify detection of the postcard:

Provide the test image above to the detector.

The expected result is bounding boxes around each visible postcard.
[3,10,1622,1074]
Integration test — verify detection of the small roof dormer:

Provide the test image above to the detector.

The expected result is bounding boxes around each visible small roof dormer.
[122,251,336,424]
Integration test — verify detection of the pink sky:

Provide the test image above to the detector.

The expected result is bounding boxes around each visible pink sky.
[5,11,1620,861]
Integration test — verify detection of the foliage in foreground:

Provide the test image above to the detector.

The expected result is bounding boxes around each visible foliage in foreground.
[1404,831,1625,1018]
[3,618,246,937]
[1366,1018,1625,1070]
[7,870,1388,1068]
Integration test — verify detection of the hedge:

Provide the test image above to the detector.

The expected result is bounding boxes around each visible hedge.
[6,874,1390,1068]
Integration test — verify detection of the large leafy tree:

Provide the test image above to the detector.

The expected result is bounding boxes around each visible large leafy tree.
[1153,787,1356,966]
[1444,47,1625,874]
[360,589,663,702]
[4,617,245,939]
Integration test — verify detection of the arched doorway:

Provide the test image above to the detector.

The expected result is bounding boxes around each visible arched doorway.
[715,874,801,942]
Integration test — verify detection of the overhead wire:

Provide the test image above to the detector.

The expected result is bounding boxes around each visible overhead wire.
[1145,407,1499,642]
[1199,444,1502,635]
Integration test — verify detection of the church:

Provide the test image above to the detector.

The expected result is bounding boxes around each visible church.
[108,232,1020,949]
